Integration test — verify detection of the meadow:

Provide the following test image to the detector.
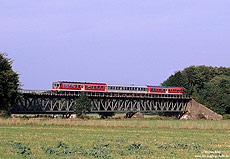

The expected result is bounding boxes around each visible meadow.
[0,118,230,158]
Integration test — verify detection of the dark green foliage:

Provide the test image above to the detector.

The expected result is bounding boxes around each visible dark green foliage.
[7,141,31,156]
[127,143,142,150]
[0,52,20,115]
[74,94,91,117]
[162,65,230,115]
[41,141,76,156]
[158,143,202,152]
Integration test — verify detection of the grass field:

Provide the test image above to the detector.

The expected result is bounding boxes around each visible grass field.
[0,119,230,158]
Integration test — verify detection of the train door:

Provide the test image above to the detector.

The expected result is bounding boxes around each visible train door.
[166,89,168,94]
[82,85,85,91]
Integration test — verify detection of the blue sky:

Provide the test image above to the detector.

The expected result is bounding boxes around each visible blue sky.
[1,0,230,89]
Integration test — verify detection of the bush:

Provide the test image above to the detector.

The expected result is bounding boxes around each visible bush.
[223,114,230,120]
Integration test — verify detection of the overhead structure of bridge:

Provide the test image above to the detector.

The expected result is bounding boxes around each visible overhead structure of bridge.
[10,90,192,114]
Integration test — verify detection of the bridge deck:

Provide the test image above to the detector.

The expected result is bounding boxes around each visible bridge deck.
[20,90,191,99]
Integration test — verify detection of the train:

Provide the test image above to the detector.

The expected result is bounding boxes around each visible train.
[52,81,183,95]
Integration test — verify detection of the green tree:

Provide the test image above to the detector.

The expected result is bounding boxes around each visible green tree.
[162,65,230,115]
[0,52,20,115]
[199,75,230,115]
[74,94,91,117]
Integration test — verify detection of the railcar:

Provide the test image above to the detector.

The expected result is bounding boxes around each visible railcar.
[52,81,106,92]
[107,84,147,94]
[52,81,183,95]
[147,86,183,94]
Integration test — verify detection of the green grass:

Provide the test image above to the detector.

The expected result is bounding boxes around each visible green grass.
[1,118,230,130]
[0,119,230,158]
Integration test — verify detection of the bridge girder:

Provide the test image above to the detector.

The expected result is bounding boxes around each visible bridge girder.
[10,92,191,114]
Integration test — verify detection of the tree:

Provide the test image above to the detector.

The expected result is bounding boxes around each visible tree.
[74,94,91,117]
[162,65,230,115]
[0,52,20,115]
[198,75,230,115]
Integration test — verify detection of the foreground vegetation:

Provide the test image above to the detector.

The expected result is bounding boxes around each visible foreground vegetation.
[0,119,230,158]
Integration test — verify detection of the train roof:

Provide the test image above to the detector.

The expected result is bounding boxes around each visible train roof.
[107,84,147,87]
[147,85,182,88]
[56,81,106,85]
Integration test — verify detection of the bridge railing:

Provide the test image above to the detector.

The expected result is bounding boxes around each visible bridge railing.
[19,89,54,95]
[19,89,192,99]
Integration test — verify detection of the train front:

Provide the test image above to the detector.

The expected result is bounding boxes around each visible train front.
[52,82,61,90]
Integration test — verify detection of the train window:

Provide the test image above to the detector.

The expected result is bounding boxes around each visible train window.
[163,89,165,91]
[72,85,74,88]
[63,84,65,88]
[98,86,100,89]
[151,88,153,91]
[173,89,175,92]
[82,85,84,88]
[85,85,88,89]
[101,86,104,89]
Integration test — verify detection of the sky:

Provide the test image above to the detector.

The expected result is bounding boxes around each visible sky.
[0,0,230,90]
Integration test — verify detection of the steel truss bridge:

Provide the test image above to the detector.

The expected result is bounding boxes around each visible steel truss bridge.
[10,90,192,115]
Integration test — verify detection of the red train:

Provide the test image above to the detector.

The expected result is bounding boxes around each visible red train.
[52,81,183,95]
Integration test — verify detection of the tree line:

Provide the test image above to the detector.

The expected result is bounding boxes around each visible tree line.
[162,65,230,115]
